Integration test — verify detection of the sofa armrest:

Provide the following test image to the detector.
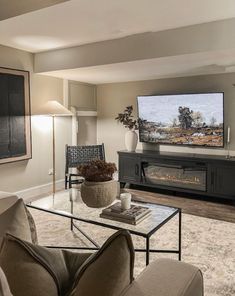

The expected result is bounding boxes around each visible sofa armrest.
[0,266,13,296]
[0,192,18,215]
[121,259,203,296]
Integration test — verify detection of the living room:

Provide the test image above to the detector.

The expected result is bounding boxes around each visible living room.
[0,1,234,296]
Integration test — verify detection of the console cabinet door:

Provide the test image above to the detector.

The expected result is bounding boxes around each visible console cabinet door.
[119,155,141,183]
[212,165,235,197]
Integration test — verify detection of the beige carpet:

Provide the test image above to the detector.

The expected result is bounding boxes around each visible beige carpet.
[29,196,235,296]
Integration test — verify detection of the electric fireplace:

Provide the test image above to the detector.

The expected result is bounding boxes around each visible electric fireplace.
[143,162,207,191]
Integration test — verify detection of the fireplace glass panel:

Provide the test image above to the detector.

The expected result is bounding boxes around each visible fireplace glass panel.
[144,163,206,191]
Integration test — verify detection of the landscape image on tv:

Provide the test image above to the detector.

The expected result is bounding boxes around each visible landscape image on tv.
[137,93,224,147]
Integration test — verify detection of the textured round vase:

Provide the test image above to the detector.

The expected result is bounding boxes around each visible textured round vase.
[125,130,138,152]
[81,180,117,208]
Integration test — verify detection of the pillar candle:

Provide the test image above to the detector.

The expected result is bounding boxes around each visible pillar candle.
[120,193,132,210]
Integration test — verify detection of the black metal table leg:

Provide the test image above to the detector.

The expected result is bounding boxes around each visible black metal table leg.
[178,209,182,261]
[72,222,100,248]
[70,218,73,231]
[69,188,100,248]
[146,236,150,266]
[70,193,74,231]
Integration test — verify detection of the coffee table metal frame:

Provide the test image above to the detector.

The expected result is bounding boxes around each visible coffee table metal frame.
[27,200,181,266]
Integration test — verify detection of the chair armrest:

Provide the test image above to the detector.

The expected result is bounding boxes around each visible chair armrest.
[121,259,203,296]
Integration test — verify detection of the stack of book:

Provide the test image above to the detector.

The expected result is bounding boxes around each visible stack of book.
[100,202,151,225]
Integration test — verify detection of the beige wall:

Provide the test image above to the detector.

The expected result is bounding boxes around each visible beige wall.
[77,117,97,145]
[69,81,96,110]
[0,44,71,192]
[97,73,235,164]
[69,80,97,145]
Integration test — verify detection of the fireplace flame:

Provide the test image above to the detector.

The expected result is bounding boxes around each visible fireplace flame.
[148,173,201,185]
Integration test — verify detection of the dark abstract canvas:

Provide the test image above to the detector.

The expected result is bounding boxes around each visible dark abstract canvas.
[0,67,31,164]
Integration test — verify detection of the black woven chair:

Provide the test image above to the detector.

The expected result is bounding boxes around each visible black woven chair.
[65,144,105,189]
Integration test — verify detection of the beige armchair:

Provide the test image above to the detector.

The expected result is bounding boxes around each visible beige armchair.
[0,192,203,296]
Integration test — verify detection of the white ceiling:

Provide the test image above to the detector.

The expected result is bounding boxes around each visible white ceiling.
[41,50,235,84]
[1,0,235,53]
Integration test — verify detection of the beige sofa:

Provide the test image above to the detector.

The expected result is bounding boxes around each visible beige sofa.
[122,259,203,296]
[0,191,18,214]
[0,191,203,296]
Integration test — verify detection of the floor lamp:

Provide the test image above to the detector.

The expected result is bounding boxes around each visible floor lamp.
[35,100,72,198]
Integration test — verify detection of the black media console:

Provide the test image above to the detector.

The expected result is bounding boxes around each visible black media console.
[118,150,235,201]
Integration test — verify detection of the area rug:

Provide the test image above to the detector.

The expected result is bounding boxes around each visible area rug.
[29,197,235,296]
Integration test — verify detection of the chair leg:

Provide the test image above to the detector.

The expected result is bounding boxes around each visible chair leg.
[65,176,68,189]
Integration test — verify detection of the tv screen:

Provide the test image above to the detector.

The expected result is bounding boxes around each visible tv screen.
[137,93,224,147]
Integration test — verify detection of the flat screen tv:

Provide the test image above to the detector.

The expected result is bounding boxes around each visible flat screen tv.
[137,93,224,147]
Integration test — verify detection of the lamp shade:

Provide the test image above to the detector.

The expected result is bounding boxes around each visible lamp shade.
[34,100,73,116]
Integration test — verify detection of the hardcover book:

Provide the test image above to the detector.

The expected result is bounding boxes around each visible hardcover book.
[100,202,151,225]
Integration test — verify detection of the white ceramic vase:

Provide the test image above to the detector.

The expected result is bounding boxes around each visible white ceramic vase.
[125,130,138,152]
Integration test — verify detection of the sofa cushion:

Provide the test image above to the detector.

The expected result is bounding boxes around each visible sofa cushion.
[0,199,33,246]
[70,229,135,296]
[0,267,12,296]
[0,233,92,296]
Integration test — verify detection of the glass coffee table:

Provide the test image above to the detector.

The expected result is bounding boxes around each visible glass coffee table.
[27,190,181,266]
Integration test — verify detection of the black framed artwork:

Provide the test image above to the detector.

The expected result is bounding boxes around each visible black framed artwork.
[0,67,31,164]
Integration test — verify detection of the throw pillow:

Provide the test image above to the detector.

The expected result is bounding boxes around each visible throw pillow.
[0,233,91,296]
[25,206,38,244]
[0,230,135,296]
[70,229,135,296]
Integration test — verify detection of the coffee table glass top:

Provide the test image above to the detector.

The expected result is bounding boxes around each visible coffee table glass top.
[27,190,179,237]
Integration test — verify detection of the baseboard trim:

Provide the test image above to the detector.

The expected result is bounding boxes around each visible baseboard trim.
[15,179,64,201]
